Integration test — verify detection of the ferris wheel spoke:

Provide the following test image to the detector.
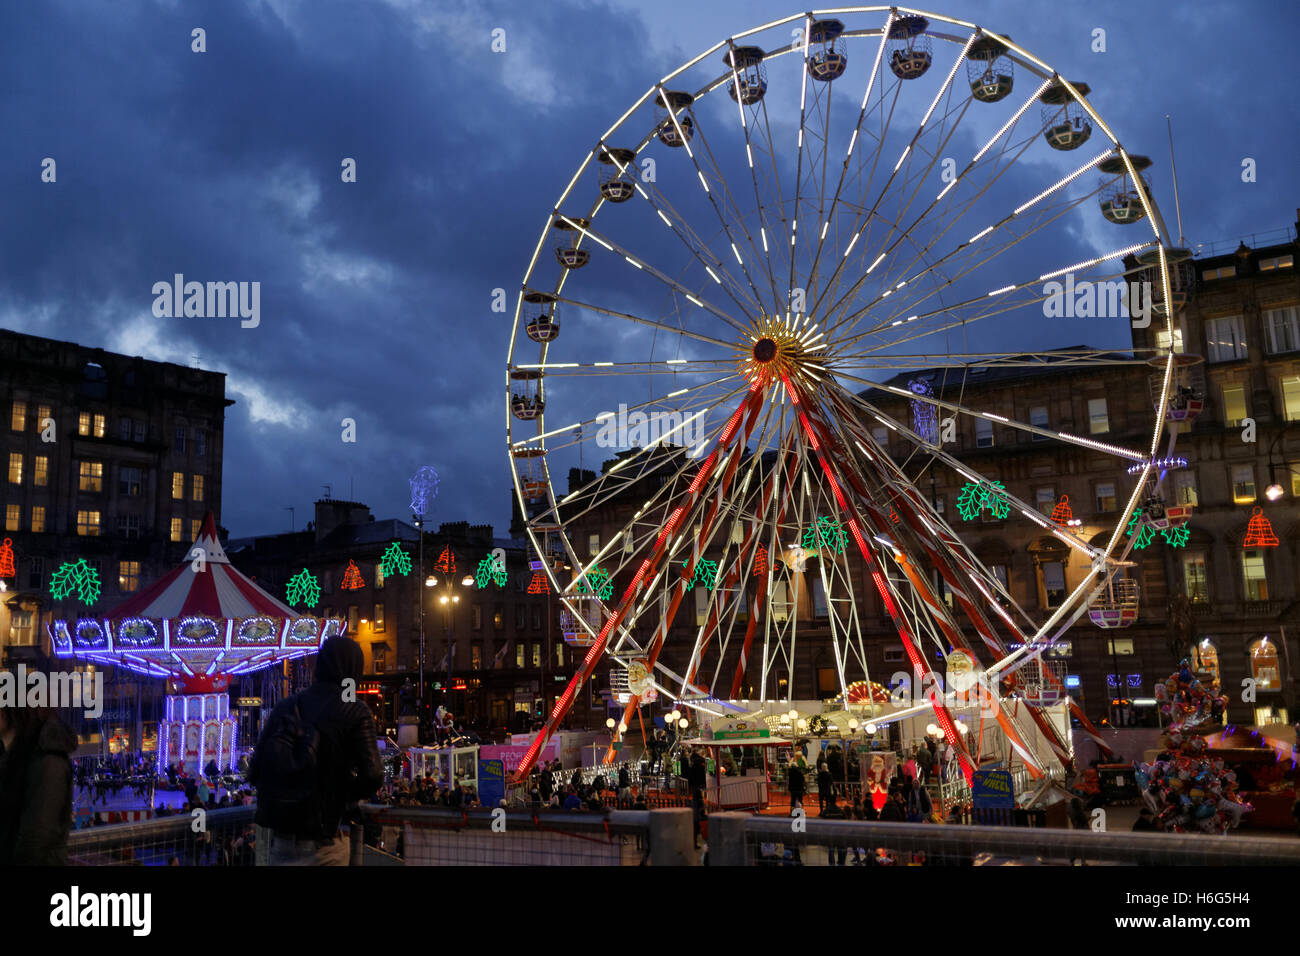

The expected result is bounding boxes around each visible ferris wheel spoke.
[827,348,1152,371]
[540,293,743,352]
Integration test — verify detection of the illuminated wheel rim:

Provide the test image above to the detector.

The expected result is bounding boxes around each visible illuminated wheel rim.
[506,6,1184,779]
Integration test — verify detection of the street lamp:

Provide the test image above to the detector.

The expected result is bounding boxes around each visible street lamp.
[430,572,473,728]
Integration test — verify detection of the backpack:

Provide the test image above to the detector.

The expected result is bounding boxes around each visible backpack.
[252,698,323,835]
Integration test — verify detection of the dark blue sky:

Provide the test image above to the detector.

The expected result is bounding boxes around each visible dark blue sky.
[3,0,1296,539]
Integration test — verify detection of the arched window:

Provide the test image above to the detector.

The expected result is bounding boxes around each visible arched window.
[1249,637,1281,691]
[1192,638,1220,686]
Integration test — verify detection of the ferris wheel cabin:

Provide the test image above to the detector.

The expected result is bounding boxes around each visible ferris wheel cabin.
[967,35,1013,102]
[655,90,695,147]
[553,215,591,269]
[523,290,560,343]
[887,15,932,80]
[807,19,847,82]
[1097,154,1152,224]
[724,45,768,103]
[1040,80,1093,151]
[597,146,638,203]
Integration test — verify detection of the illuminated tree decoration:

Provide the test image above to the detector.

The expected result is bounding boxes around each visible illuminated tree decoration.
[0,537,14,578]
[49,559,101,606]
[801,516,848,554]
[526,571,550,594]
[341,559,365,590]
[286,568,321,608]
[433,546,456,574]
[475,554,508,589]
[955,480,1010,521]
[577,567,614,600]
[753,543,768,577]
[379,541,412,577]
[1242,506,1279,548]
[688,559,720,591]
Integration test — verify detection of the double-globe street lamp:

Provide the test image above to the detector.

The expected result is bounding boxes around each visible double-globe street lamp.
[426,572,475,729]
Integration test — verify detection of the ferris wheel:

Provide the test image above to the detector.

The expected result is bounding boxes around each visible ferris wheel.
[506,6,1191,781]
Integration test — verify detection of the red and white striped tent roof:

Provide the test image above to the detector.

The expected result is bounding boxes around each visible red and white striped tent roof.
[109,512,295,620]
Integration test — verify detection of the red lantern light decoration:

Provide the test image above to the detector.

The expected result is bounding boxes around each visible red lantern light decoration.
[433,546,456,574]
[1242,506,1279,548]
[0,538,14,578]
[526,571,550,594]
[340,559,365,590]
[753,543,768,577]
[1050,494,1082,528]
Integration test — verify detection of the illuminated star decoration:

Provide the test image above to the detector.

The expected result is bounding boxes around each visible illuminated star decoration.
[576,567,614,600]
[379,541,412,577]
[688,559,719,591]
[434,546,456,574]
[49,559,101,606]
[475,554,508,589]
[0,537,14,578]
[286,568,322,608]
[409,465,440,518]
[341,560,365,590]
[527,571,550,594]
[801,516,848,554]
[956,480,1010,521]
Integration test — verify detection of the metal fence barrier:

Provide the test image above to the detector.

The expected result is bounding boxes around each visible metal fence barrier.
[707,813,1300,867]
[67,806,258,866]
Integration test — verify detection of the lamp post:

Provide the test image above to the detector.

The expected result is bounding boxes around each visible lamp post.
[428,573,475,724]
[414,516,425,712]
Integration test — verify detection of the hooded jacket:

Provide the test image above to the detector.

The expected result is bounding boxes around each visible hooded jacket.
[249,636,384,839]
[0,716,77,865]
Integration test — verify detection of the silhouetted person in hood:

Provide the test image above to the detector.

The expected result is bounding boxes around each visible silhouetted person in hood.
[0,704,76,865]
[250,635,383,865]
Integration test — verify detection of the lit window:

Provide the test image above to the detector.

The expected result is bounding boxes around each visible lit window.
[374,562,385,589]
[1249,638,1281,689]
[1029,406,1048,441]
[588,533,600,556]
[33,456,47,487]
[1232,464,1256,504]
[8,609,33,646]
[172,472,184,500]
[471,645,481,670]
[170,517,183,542]
[515,644,525,668]
[771,580,789,623]
[623,528,633,553]
[5,504,19,532]
[10,400,26,431]
[1107,638,1135,655]
[1202,265,1236,281]
[1192,639,1219,684]
[1035,486,1055,516]
[1281,377,1300,422]
[7,452,21,484]
[695,583,710,625]
[192,474,205,502]
[1039,560,1066,608]
[372,644,388,674]
[1242,550,1268,601]
[1155,325,1184,354]
[554,643,564,667]
[31,506,45,533]
[91,414,105,437]
[1258,255,1294,271]
[78,412,90,436]
[374,603,385,632]
[1087,398,1109,434]
[1182,552,1208,604]
[37,406,51,431]
[119,560,140,592]
[1221,383,1248,426]
[1173,469,1198,507]
[1095,482,1116,512]
[1205,315,1247,362]
[78,461,103,492]
[191,519,201,540]
[118,465,143,497]
[975,418,994,448]
[77,510,101,536]
[532,643,541,667]
[1291,466,1300,498]
[1264,306,1300,354]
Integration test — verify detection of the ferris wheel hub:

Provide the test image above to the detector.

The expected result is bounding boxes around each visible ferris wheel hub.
[752,338,777,362]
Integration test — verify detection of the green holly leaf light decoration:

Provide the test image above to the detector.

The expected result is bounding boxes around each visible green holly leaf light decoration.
[800,516,848,554]
[379,541,412,577]
[955,480,1010,522]
[475,555,508,589]
[1161,523,1190,549]
[689,559,720,591]
[1125,509,1156,550]
[577,567,614,600]
[50,559,101,606]
[286,568,321,608]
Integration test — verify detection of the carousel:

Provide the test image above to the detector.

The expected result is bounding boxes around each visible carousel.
[48,512,340,775]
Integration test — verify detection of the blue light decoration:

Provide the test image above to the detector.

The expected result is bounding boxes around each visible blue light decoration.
[409,465,440,518]
[1126,456,1187,476]
[908,377,938,444]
